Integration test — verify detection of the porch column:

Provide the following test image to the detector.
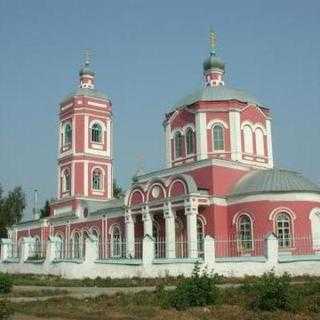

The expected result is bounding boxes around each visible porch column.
[125,210,135,258]
[164,202,176,259]
[185,198,198,258]
[142,206,152,237]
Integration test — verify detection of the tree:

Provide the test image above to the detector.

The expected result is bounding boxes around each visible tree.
[113,180,123,199]
[40,200,51,218]
[0,185,26,238]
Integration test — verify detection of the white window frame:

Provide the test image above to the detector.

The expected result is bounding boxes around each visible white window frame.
[185,127,195,155]
[212,124,225,151]
[243,125,254,154]
[174,131,184,159]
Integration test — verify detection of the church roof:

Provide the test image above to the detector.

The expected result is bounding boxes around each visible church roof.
[61,88,109,104]
[230,169,320,197]
[173,85,263,109]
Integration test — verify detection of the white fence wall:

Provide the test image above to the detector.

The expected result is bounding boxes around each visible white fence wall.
[1,234,320,279]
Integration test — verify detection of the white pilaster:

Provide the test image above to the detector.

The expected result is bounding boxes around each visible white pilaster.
[164,202,176,259]
[125,211,135,258]
[164,123,172,168]
[184,198,198,259]
[106,119,111,157]
[195,112,208,160]
[84,161,88,196]
[266,119,274,168]
[229,110,241,161]
[142,206,152,237]
[71,161,75,197]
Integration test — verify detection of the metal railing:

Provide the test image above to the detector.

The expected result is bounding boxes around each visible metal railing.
[154,238,166,259]
[98,238,143,260]
[176,237,188,258]
[154,237,204,259]
[8,243,20,259]
[279,235,320,256]
[215,237,265,258]
[28,241,47,260]
[134,240,143,259]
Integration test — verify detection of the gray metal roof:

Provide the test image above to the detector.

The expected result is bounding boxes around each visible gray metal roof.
[83,198,125,215]
[230,169,320,197]
[173,85,262,109]
[61,88,109,104]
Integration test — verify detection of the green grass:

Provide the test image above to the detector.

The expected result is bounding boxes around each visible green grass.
[4,272,320,288]
[4,288,69,298]
[8,285,320,320]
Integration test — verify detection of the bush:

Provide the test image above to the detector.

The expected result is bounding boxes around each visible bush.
[0,275,12,294]
[168,263,220,310]
[0,300,13,320]
[241,271,301,312]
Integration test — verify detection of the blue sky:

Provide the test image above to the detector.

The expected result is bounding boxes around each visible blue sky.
[1,0,319,219]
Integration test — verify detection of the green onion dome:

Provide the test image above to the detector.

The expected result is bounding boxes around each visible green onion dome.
[203,55,225,71]
[79,62,95,77]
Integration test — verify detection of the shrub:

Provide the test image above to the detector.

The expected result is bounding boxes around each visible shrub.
[0,275,13,294]
[169,263,220,310]
[241,271,301,312]
[0,300,13,320]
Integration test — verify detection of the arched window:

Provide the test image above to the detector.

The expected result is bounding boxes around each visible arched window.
[174,131,183,158]
[197,218,205,258]
[212,125,224,151]
[63,169,71,192]
[73,233,81,259]
[243,125,253,154]
[152,221,162,258]
[276,213,292,249]
[56,235,65,259]
[255,128,265,156]
[185,128,195,155]
[64,123,72,145]
[111,226,122,258]
[91,123,102,143]
[92,169,102,190]
[34,237,41,258]
[238,215,253,251]
[82,231,90,259]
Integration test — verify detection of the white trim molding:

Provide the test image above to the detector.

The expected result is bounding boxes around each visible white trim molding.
[206,119,229,130]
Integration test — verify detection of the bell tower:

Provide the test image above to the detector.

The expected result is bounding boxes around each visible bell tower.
[52,53,113,216]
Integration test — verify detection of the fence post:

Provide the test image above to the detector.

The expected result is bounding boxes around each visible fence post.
[21,237,35,262]
[85,235,98,262]
[142,235,154,266]
[46,236,59,262]
[125,212,135,258]
[204,235,215,266]
[265,233,278,268]
[0,239,12,261]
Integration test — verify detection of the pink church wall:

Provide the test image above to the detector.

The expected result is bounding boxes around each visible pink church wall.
[75,115,84,153]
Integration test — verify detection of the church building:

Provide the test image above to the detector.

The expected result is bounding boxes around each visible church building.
[5,33,320,273]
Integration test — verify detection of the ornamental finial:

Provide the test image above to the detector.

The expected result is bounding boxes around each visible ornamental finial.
[209,29,217,56]
[84,49,91,66]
